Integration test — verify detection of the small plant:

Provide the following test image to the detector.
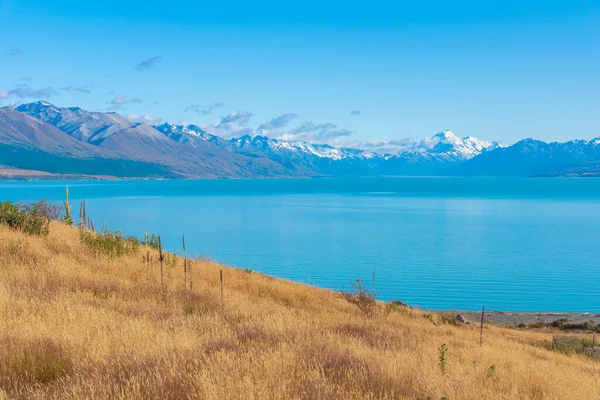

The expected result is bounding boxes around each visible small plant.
[439,311,462,327]
[487,364,496,377]
[541,335,599,359]
[79,229,141,257]
[439,343,448,375]
[339,279,378,318]
[338,267,391,318]
[148,233,160,249]
[78,199,88,228]
[388,299,412,316]
[62,186,73,226]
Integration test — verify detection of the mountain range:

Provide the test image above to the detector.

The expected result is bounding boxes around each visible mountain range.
[1,101,599,179]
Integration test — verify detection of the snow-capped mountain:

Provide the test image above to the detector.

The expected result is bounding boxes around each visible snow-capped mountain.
[12,103,315,178]
[230,134,380,160]
[372,130,502,175]
[154,123,223,146]
[9,104,507,178]
[156,125,495,164]
[16,101,133,143]
[9,101,599,178]
[404,130,501,161]
[457,137,600,176]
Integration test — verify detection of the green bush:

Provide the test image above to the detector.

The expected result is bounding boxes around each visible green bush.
[0,201,51,236]
[21,199,62,221]
[79,229,141,257]
[439,311,462,327]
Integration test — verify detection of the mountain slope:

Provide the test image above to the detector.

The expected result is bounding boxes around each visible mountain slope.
[16,101,133,143]
[0,107,98,155]
[457,138,600,176]
[0,108,177,178]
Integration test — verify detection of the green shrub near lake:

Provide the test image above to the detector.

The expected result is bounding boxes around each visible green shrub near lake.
[0,200,54,236]
[79,229,142,257]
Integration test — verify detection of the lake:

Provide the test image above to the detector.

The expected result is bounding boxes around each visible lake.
[1,177,599,312]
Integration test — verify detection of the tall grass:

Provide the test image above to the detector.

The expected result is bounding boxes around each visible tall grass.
[1,222,600,399]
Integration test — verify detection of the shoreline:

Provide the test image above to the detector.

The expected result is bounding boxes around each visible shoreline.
[434,310,600,326]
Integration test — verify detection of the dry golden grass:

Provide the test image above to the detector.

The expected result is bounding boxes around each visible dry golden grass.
[1,222,600,399]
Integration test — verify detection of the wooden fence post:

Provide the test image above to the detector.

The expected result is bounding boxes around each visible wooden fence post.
[159,236,165,302]
[480,306,485,346]
[182,235,187,291]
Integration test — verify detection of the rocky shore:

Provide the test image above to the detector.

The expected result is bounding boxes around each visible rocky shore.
[446,311,600,326]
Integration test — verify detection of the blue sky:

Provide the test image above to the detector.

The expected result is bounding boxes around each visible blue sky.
[1,0,599,146]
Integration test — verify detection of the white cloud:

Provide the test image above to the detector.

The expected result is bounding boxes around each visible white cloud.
[8,85,57,98]
[185,102,225,116]
[258,113,298,131]
[275,121,353,143]
[107,95,143,110]
[200,111,255,138]
[126,113,163,124]
[60,85,92,94]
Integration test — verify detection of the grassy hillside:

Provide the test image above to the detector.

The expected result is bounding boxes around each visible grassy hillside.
[1,221,599,399]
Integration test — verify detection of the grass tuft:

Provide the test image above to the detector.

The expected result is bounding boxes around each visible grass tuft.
[0,336,73,388]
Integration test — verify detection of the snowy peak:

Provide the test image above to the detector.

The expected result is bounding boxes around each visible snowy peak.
[431,130,462,145]
[154,123,221,145]
[156,123,498,164]
[394,130,502,162]
[228,134,376,161]
[16,101,133,143]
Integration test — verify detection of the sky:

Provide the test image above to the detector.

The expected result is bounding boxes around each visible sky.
[1,0,599,147]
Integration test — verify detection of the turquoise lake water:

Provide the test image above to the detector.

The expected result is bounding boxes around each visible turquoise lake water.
[1,177,599,312]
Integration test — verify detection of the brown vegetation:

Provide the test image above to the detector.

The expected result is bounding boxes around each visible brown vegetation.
[1,222,600,399]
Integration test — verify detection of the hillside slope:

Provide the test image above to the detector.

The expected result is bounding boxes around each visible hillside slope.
[0,108,178,178]
[1,223,599,399]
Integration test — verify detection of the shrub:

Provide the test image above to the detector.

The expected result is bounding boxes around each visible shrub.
[518,318,600,333]
[21,199,61,221]
[439,311,462,327]
[0,201,51,236]
[541,335,599,359]
[80,229,141,257]
[339,279,378,318]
